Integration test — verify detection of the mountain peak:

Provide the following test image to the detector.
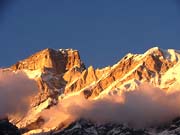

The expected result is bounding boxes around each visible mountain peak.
[144,46,162,55]
[10,48,86,73]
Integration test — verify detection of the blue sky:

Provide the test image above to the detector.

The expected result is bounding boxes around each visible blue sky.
[0,0,180,68]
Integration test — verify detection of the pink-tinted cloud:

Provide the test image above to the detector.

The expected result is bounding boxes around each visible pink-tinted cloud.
[42,84,180,128]
[0,69,38,117]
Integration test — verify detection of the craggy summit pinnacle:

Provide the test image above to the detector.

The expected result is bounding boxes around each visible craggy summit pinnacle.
[11,48,86,73]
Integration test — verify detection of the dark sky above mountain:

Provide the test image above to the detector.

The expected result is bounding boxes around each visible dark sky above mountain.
[0,0,180,68]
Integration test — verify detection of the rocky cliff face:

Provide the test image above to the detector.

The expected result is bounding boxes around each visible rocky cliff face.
[11,48,85,73]
[10,48,86,106]
[5,47,180,134]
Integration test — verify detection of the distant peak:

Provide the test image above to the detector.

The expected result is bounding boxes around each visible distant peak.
[145,47,161,54]
[149,46,160,50]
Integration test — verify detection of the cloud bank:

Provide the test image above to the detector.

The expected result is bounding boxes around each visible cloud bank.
[0,69,38,117]
[42,84,180,128]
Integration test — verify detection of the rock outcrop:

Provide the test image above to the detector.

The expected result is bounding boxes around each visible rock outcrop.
[11,48,86,106]
[11,48,85,73]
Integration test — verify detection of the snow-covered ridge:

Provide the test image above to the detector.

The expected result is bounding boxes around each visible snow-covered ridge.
[123,47,180,62]
[6,47,180,134]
